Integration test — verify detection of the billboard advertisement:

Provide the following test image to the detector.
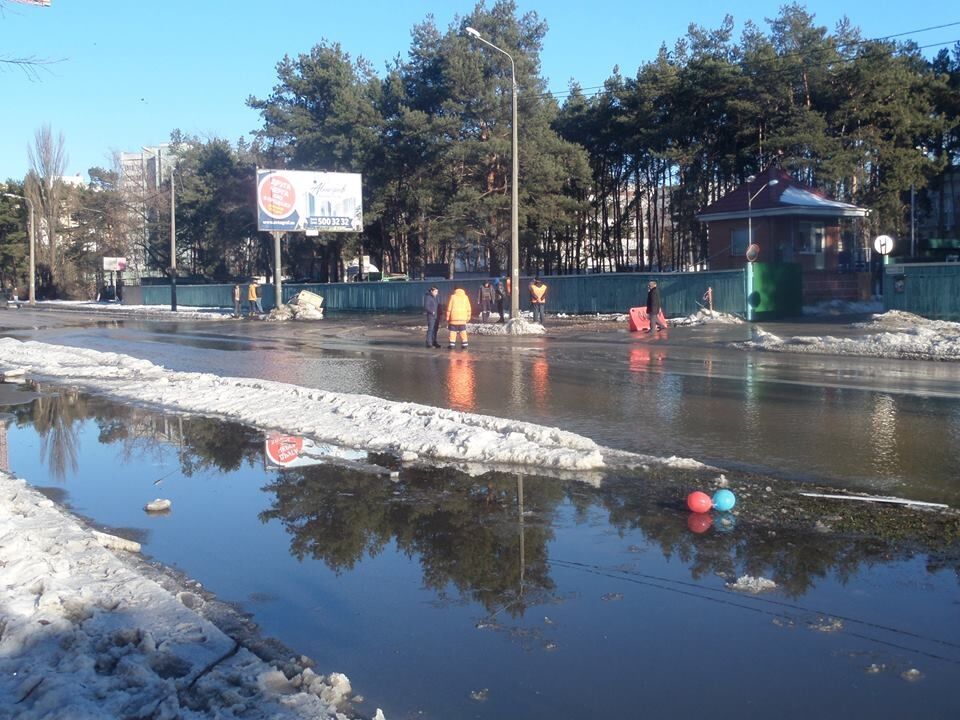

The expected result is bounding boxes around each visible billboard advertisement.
[256,169,363,233]
[263,433,368,470]
[102,257,127,271]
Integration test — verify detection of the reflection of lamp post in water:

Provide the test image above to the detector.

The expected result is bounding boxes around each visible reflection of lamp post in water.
[517,474,525,594]
[1,192,36,304]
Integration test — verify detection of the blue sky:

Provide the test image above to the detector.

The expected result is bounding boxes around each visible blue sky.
[1,0,956,181]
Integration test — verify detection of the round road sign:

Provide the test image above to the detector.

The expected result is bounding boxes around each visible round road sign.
[874,235,894,255]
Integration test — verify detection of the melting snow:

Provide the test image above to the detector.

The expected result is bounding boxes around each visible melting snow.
[734,313,960,361]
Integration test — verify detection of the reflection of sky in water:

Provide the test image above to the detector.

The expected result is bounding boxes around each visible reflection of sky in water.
[3,397,960,720]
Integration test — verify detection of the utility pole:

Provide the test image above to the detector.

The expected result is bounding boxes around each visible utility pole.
[170,172,177,311]
[273,231,283,307]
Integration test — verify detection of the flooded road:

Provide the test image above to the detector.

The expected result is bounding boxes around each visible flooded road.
[3,387,959,719]
[4,308,960,504]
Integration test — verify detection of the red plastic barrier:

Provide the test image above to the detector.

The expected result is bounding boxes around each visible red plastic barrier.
[628,307,667,332]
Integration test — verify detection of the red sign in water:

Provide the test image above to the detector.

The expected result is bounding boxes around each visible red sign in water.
[265,435,304,466]
[259,174,296,218]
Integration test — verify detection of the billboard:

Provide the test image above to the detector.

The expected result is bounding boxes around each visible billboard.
[263,433,368,470]
[256,169,363,233]
[103,257,127,271]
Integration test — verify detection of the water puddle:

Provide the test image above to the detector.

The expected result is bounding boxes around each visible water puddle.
[3,383,959,718]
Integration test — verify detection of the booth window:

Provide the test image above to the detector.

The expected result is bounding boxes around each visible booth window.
[731,228,748,256]
[797,221,825,254]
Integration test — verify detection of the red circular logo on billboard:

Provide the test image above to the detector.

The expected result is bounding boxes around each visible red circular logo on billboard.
[258,174,297,218]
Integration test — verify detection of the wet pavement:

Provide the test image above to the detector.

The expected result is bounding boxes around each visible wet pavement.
[2,386,959,719]
[3,307,960,504]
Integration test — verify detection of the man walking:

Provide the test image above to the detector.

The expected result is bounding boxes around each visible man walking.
[424,286,441,348]
[247,279,263,316]
[645,280,667,332]
[494,279,505,322]
[529,276,548,325]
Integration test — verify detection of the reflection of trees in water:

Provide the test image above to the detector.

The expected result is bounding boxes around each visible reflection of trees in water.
[261,468,565,615]
[22,387,86,482]
[11,389,262,481]
[91,402,261,477]
[8,389,954,604]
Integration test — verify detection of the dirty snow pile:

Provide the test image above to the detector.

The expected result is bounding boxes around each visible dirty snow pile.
[32,300,232,321]
[0,471,372,720]
[669,309,745,327]
[267,292,325,322]
[553,312,629,322]
[468,317,547,336]
[803,299,883,316]
[735,312,960,361]
[0,338,613,470]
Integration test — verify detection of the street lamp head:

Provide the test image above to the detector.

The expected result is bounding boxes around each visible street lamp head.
[746,175,756,183]
[465,26,481,39]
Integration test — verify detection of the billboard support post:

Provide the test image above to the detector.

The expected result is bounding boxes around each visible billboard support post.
[273,231,283,308]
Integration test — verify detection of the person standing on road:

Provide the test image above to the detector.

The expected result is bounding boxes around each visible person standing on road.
[494,280,505,322]
[424,286,441,348]
[247,279,263,317]
[529,276,548,325]
[645,280,667,332]
[232,284,242,318]
[446,287,472,349]
[477,280,495,323]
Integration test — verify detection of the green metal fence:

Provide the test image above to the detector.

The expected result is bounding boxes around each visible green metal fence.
[123,270,746,317]
[883,262,960,320]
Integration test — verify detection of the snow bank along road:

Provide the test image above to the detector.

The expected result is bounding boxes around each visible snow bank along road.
[0,338,701,473]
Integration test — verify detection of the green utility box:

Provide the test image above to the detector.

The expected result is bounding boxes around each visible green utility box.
[746,262,802,320]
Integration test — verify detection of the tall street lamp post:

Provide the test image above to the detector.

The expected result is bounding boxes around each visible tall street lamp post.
[744,177,779,322]
[910,146,928,259]
[746,177,779,251]
[466,26,519,320]
[2,192,36,305]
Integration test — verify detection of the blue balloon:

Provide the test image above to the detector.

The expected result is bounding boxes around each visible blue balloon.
[712,489,736,512]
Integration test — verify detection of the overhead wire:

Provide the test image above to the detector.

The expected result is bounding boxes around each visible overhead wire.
[549,557,960,664]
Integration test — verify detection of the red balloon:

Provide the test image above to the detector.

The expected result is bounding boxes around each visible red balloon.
[686,491,713,514]
[687,512,713,534]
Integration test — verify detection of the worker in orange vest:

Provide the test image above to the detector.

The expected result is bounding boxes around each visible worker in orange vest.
[446,287,472,349]
[529,276,547,325]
